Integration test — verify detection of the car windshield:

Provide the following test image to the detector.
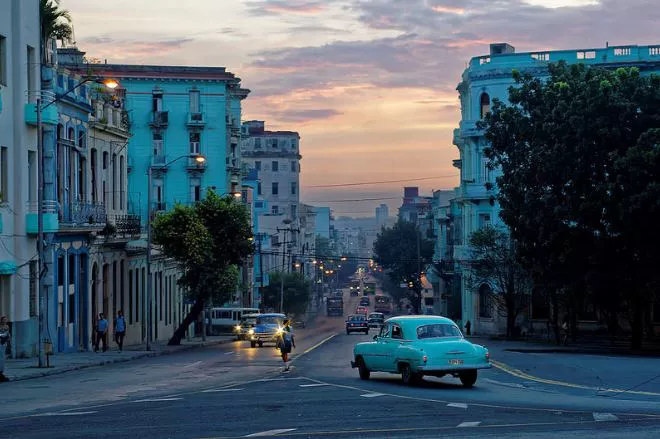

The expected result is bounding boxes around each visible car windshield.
[241,317,257,325]
[368,314,383,320]
[257,316,282,325]
[348,315,365,321]
[416,324,463,339]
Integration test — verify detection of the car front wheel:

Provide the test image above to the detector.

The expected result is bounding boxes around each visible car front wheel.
[357,357,370,380]
[459,370,477,387]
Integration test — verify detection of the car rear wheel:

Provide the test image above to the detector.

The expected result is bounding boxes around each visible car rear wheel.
[346,330,350,335]
[400,363,422,386]
[357,357,370,380]
[258,341,263,348]
[250,341,256,348]
[459,370,478,387]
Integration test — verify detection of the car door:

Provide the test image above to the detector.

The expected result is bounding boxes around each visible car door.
[364,323,392,371]
[380,323,405,372]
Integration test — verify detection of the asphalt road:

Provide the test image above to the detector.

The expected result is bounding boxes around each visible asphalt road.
[2,293,660,438]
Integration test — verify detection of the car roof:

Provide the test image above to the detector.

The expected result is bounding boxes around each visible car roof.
[258,313,286,318]
[242,313,260,318]
[369,312,384,316]
[384,315,456,327]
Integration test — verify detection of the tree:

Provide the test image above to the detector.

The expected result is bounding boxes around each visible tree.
[467,226,533,338]
[152,192,253,345]
[261,273,311,317]
[40,0,73,53]
[373,220,433,314]
[482,62,660,348]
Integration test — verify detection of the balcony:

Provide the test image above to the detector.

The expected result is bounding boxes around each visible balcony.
[149,111,169,128]
[25,201,59,234]
[108,214,141,238]
[187,112,206,127]
[459,120,484,138]
[151,155,168,169]
[61,202,107,230]
[25,102,58,126]
[186,156,207,171]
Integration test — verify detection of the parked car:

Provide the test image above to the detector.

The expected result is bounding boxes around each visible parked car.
[367,312,384,328]
[355,306,369,315]
[351,316,491,387]
[359,297,370,306]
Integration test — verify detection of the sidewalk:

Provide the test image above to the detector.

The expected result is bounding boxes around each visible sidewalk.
[2,335,234,382]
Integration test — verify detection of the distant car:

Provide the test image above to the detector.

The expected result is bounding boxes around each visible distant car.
[351,316,491,387]
[367,312,384,328]
[249,313,286,348]
[359,297,370,306]
[234,313,260,340]
[350,289,359,297]
[355,306,369,315]
[346,315,369,335]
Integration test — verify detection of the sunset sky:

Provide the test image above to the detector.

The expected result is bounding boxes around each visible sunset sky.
[62,0,659,216]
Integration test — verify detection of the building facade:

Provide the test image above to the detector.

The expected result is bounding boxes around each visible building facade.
[441,42,660,335]
[375,204,389,226]
[0,0,40,357]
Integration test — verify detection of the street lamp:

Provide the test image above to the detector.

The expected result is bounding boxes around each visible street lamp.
[145,153,206,350]
[36,75,119,368]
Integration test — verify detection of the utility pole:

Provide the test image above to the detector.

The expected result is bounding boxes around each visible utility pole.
[276,225,300,313]
[416,215,422,315]
[146,166,153,351]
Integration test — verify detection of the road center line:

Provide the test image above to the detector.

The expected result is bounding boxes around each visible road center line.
[360,393,385,398]
[244,429,297,437]
[202,388,245,393]
[34,411,98,417]
[299,383,329,388]
[447,403,468,409]
[132,397,183,403]
[593,413,619,422]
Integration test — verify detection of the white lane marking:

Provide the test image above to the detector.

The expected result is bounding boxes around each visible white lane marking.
[299,383,329,388]
[593,413,619,422]
[360,393,385,398]
[457,421,481,427]
[447,403,468,409]
[35,411,98,417]
[202,388,245,393]
[183,360,202,369]
[244,429,297,437]
[132,397,183,403]
[225,352,234,355]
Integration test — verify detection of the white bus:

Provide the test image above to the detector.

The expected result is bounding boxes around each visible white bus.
[207,307,259,335]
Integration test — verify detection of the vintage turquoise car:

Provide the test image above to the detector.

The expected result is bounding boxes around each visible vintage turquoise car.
[351,316,491,387]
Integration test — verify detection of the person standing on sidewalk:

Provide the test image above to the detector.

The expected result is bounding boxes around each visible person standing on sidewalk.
[279,319,295,371]
[114,310,126,352]
[0,316,9,381]
[94,313,108,352]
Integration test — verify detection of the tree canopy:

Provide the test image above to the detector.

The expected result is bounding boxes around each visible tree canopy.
[261,272,311,317]
[372,220,434,313]
[153,192,253,345]
[482,62,660,347]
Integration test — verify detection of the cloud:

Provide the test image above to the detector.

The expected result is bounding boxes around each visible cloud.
[276,108,343,123]
[246,0,327,16]
[79,36,194,61]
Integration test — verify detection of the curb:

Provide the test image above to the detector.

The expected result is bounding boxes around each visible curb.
[3,338,234,382]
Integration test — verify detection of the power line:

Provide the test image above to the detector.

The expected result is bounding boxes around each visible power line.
[304,196,401,203]
[306,175,458,188]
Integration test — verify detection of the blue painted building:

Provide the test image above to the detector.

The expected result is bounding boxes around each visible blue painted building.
[441,43,660,335]
[242,168,269,307]
[313,207,331,239]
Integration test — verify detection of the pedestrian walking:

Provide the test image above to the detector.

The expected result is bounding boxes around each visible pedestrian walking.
[279,319,295,371]
[94,313,108,352]
[114,310,126,352]
[560,317,569,346]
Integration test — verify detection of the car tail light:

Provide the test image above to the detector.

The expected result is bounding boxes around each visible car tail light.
[422,355,428,363]
[486,352,490,361]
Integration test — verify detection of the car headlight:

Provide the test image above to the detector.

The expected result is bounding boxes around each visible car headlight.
[235,325,242,332]
[248,328,255,335]
[276,327,284,335]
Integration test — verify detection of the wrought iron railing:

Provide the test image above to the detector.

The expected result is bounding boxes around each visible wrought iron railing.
[111,214,141,236]
[63,202,107,225]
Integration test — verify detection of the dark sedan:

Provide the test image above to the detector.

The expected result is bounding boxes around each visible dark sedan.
[345,315,369,335]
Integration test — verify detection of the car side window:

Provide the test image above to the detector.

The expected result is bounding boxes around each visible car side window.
[379,324,391,338]
[391,325,403,339]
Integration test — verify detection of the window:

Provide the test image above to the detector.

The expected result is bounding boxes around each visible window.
[391,325,403,339]
[153,132,163,155]
[255,161,261,171]
[27,46,36,96]
[481,158,491,183]
[291,139,298,150]
[190,177,201,202]
[68,254,75,324]
[90,149,98,203]
[272,182,279,196]
[479,284,493,318]
[290,161,296,172]
[152,93,163,112]
[650,47,660,56]
[119,156,125,209]
[189,89,200,113]
[531,53,550,61]
[272,161,279,172]
[112,154,117,209]
[614,47,631,56]
[159,272,163,321]
[291,182,297,195]
[291,204,297,220]
[189,132,200,154]
[254,138,262,149]
[103,151,108,170]
[257,182,262,195]
[271,205,279,215]
[112,261,117,316]
[28,151,36,202]
[0,35,6,85]
[479,57,491,65]
[478,214,491,229]
[0,147,7,202]
[271,138,278,149]
[480,93,490,119]
[577,51,596,59]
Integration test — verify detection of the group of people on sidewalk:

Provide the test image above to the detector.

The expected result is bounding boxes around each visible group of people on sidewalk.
[94,310,127,353]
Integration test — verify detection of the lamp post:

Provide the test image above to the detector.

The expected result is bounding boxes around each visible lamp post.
[36,76,118,368]
[145,153,205,350]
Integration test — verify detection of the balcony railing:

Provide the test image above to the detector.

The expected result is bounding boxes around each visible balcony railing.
[187,112,205,127]
[186,157,207,171]
[151,155,167,168]
[110,214,141,237]
[150,111,169,127]
[62,202,107,226]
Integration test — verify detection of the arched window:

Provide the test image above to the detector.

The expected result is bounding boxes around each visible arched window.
[78,129,85,148]
[57,124,64,140]
[68,126,75,141]
[480,93,490,119]
[479,284,493,318]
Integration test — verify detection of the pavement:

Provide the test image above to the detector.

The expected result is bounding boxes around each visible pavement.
[1,292,660,438]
